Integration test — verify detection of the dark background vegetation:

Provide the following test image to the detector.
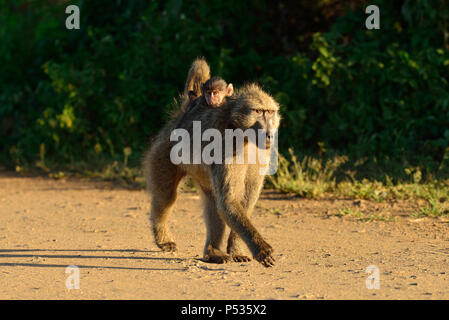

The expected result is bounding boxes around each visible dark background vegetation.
[1,0,448,182]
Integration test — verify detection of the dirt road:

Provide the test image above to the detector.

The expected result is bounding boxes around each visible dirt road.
[0,172,449,299]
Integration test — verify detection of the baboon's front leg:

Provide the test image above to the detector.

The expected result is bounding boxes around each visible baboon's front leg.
[226,165,265,263]
[218,200,274,267]
[212,170,274,267]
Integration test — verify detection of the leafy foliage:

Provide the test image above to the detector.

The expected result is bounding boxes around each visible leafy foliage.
[1,0,448,179]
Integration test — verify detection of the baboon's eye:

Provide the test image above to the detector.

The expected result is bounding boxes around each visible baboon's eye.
[266,110,274,114]
[255,109,263,114]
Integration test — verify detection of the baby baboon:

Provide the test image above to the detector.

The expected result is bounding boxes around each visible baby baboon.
[201,77,234,107]
[186,77,234,112]
[144,59,280,267]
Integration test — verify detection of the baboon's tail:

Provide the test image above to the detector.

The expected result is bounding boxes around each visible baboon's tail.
[180,58,210,111]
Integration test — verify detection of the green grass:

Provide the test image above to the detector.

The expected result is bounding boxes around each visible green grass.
[412,198,449,218]
[267,148,449,219]
[14,147,145,189]
[267,148,346,198]
[267,148,449,202]
[10,146,449,219]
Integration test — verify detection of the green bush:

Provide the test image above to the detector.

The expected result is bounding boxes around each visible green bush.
[1,0,448,179]
[261,1,449,176]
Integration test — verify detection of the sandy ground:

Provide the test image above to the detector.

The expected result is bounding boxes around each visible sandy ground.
[1,172,449,300]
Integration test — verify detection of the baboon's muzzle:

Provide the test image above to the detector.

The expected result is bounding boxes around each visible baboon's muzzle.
[257,131,274,149]
[265,135,272,149]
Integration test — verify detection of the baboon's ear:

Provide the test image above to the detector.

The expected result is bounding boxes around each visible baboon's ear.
[226,83,234,96]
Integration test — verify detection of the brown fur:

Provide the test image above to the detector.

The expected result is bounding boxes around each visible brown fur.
[143,60,280,267]
[180,57,210,112]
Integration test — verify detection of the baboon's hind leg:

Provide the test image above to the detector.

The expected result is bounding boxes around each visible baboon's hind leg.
[200,189,232,264]
[227,231,252,262]
[147,153,185,252]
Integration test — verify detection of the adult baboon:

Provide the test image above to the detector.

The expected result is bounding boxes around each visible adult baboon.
[144,58,280,267]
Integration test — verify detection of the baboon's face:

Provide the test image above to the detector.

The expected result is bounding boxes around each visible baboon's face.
[230,85,280,149]
[205,89,226,107]
[251,108,280,148]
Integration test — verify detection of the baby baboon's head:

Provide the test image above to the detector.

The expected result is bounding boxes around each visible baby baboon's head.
[229,84,280,148]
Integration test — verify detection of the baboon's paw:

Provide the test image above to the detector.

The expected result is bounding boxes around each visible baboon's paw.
[259,254,275,267]
[158,242,177,252]
[204,254,232,264]
[204,248,232,264]
[256,246,275,267]
[232,255,252,263]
